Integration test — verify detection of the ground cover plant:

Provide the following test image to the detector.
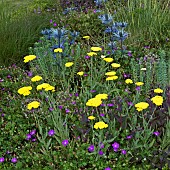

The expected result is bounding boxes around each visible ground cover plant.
[0,0,170,169]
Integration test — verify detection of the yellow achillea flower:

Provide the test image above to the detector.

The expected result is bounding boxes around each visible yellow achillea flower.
[27,101,40,110]
[86,98,102,107]
[37,83,50,91]
[135,102,149,112]
[135,82,144,86]
[54,48,63,53]
[154,88,163,94]
[94,121,108,129]
[18,86,32,96]
[44,85,55,92]
[103,57,114,62]
[106,76,118,81]
[31,75,42,82]
[83,36,90,40]
[95,93,108,100]
[151,96,163,106]
[77,71,84,76]
[65,62,74,67]
[24,55,36,63]
[111,63,121,68]
[105,71,116,76]
[125,79,133,84]
[91,47,102,52]
[88,116,95,120]
[87,52,97,57]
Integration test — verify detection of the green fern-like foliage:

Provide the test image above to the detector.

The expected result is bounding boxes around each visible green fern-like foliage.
[156,50,168,90]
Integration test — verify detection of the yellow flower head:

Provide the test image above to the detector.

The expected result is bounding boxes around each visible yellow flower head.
[37,83,51,91]
[125,79,133,84]
[31,75,42,82]
[88,116,95,120]
[135,82,144,86]
[77,71,84,76]
[106,76,118,81]
[27,101,40,110]
[24,55,36,63]
[83,36,90,40]
[111,63,121,68]
[94,121,108,129]
[95,93,108,100]
[135,102,149,111]
[86,98,102,107]
[44,85,55,92]
[54,48,63,53]
[103,57,114,63]
[154,88,163,94]
[65,62,74,67]
[91,47,102,52]
[151,96,163,106]
[105,71,116,76]
[18,86,32,96]
[87,52,97,57]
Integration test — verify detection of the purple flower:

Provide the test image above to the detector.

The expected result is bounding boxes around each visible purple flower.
[32,138,37,142]
[49,107,54,112]
[48,129,55,136]
[84,74,88,77]
[98,150,104,155]
[100,113,105,117]
[85,55,90,59]
[62,139,69,146]
[107,103,114,107]
[27,71,33,77]
[7,75,11,78]
[26,134,32,140]
[75,93,79,97]
[11,157,17,163]
[65,109,70,113]
[30,130,36,136]
[135,86,141,91]
[113,148,119,152]
[112,142,120,149]
[53,23,57,27]
[100,103,105,107]
[126,135,133,139]
[69,93,73,97]
[127,51,132,57]
[72,101,76,105]
[153,131,160,136]
[105,167,112,170]
[58,105,63,110]
[99,142,104,149]
[88,145,95,152]
[50,19,53,23]
[0,157,5,163]
[127,102,133,106]
[121,149,127,155]
[90,90,96,93]
[1,113,4,117]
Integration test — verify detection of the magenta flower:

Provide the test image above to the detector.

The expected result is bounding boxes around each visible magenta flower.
[26,134,32,140]
[98,150,104,155]
[107,103,114,107]
[121,149,127,155]
[153,131,160,136]
[99,142,104,149]
[11,157,17,163]
[112,142,120,149]
[85,55,90,59]
[48,129,55,136]
[53,23,57,27]
[105,167,112,170]
[50,19,53,23]
[30,130,36,136]
[100,113,105,117]
[58,105,63,109]
[62,139,69,146]
[126,135,133,139]
[88,145,95,152]
[0,157,5,163]
[65,109,70,113]
[49,107,54,112]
